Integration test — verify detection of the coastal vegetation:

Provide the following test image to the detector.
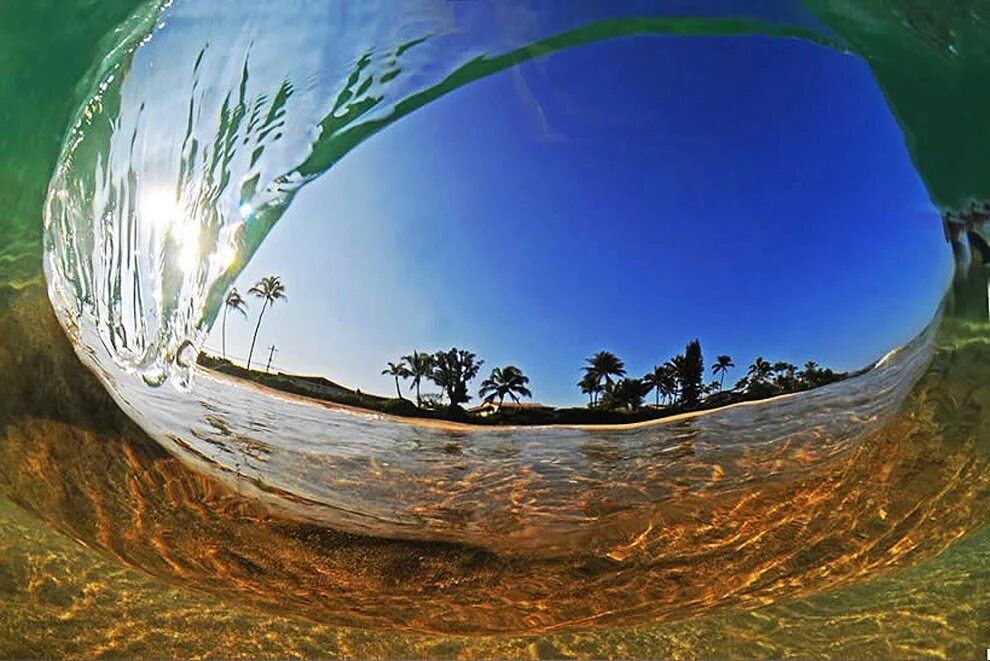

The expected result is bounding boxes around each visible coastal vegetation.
[203,280,853,426]
[478,365,532,410]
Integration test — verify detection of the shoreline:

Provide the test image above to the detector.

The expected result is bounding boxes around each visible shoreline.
[199,364,841,433]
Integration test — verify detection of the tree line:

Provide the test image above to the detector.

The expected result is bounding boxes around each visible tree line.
[382,349,532,411]
[575,340,841,413]
[217,277,845,421]
[381,338,843,415]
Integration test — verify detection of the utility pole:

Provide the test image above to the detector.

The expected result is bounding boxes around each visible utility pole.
[265,345,278,373]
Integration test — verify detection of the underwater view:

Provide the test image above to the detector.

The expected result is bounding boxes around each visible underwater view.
[1,0,988,658]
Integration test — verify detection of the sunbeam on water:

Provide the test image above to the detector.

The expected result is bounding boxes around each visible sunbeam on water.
[0,0,989,657]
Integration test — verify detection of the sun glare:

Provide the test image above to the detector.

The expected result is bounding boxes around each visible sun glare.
[175,221,201,274]
[139,187,181,235]
[139,186,202,274]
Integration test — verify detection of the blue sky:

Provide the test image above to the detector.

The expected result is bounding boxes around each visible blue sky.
[209,32,952,406]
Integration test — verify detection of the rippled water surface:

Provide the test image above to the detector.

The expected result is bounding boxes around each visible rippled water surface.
[2,0,990,658]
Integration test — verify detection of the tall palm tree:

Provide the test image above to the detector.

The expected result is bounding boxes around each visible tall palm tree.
[221,287,248,361]
[246,275,287,370]
[402,351,434,407]
[583,351,626,394]
[712,354,735,389]
[643,365,667,407]
[382,361,411,399]
[479,365,532,411]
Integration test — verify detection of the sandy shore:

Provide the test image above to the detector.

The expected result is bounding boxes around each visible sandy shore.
[200,366,812,433]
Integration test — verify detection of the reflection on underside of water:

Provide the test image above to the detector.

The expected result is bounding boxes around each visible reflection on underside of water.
[79,310,938,554]
[0,281,987,638]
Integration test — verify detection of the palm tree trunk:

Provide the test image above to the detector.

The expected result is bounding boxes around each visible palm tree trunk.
[246,301,269,370]
[416,380,421,408]
[394,375,402,399]
[221,305,228,360]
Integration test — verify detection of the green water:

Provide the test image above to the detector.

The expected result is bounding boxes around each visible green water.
[1,0,989,658]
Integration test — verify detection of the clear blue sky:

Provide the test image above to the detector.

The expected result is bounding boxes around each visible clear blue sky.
[209,32,952,406]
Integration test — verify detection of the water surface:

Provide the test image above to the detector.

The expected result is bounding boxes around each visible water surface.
[1,0,989,657]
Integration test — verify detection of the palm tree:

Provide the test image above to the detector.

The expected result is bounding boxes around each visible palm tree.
[382,361,411,399]
[799,360,821,387]
[643,365,667,407]
[221,287,248,361]
[772,361,798,391]
[670,355,687,403]
[604,378,648,411]
[583,351,626,394]
[479,366,532,411]
[402,351,434,407]
[712,354,735,389]
[578,372,603,407]
[246,275,287,370]
[746,356,773,384]
[659,365,678,405]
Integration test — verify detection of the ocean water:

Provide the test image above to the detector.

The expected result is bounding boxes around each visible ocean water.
[1,0,989,657]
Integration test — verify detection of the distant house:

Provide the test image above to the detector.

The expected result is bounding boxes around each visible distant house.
[468,401,553,417]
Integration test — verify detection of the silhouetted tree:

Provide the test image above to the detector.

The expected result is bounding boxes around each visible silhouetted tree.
[221,287,248,361]
[479,365,532,410]
[712,354,734,390]
[660,362,679,404]
[643,365,668,407]
[772,361,799,391]
[669,355,686,402]
[678,339,704,407]
[798,360,838,389]
[382,361,411,399]
[746,356,774,390]
[582,351,626,397]
[578,372,603,407]
[431,348,483,407]
[246,275,286,370]
[603,378,649,411]
[402,351,434,407]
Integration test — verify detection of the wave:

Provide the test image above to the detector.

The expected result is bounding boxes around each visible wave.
[43,0,838,389]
